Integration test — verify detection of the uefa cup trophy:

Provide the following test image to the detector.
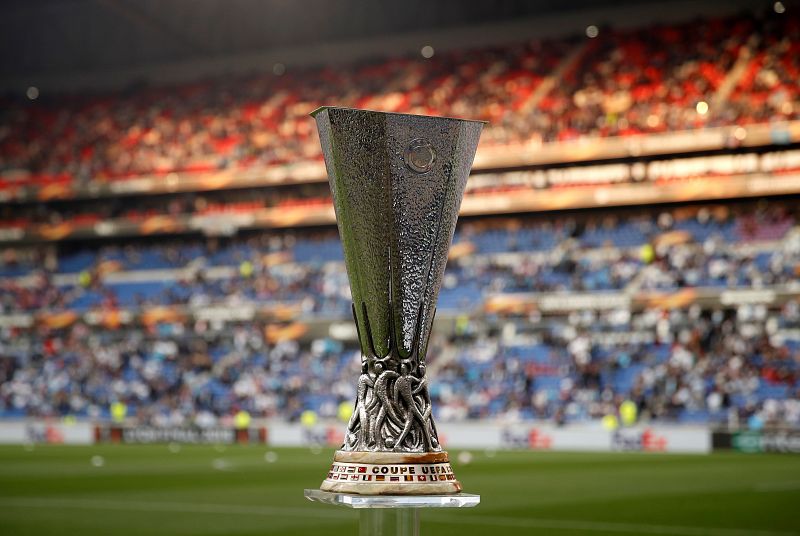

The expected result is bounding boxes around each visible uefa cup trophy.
[311,107,484,495]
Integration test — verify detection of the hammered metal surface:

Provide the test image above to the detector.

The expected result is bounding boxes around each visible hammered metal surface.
[313,107,483,453]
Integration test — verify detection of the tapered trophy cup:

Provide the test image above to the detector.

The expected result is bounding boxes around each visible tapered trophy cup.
[310,107,484,495]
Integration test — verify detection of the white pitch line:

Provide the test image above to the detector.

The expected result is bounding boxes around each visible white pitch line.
[0,497,795,536]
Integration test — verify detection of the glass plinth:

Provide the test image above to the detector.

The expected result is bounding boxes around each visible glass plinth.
[304,490,480,535]
[304,489,480,509]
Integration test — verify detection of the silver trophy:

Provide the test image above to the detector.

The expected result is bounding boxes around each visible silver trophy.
[311,107,484,495]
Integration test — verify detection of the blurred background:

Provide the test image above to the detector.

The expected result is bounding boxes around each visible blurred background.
[0,1,799,535]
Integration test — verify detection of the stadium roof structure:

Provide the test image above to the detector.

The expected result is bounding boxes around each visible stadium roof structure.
[1,0,766,90]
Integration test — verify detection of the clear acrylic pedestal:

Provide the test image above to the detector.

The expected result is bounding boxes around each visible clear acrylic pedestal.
[304,489,480,536]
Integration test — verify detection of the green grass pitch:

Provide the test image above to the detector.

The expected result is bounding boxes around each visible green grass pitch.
[0,445,798,535]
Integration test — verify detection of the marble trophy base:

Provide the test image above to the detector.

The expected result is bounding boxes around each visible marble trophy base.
[320,450,462,495]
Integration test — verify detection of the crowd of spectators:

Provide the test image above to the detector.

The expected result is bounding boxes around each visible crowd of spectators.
[0,321,337,425]
[1,301,797,428]
[728,11,800,125]
[1,11,797,189]
[436,301,800,428]
[0,200,798,426]
[537,17,747,140]
[0,35,566,185]
[1,200,798,316]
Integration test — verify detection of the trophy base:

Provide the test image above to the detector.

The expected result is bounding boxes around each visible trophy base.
[320,450,462,495]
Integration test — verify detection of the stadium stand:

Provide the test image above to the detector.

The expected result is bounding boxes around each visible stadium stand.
[0,8,799,433]
[0,12,798,190]
[1,201,798,427]
[3,3,800,535]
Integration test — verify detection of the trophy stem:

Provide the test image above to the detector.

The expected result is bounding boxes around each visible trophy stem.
[359,508,419,536]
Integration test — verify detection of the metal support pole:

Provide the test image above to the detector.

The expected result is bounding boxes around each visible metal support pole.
[358,508,419,536]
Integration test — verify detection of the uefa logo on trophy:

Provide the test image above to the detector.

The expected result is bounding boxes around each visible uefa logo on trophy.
[310,107,484,495]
